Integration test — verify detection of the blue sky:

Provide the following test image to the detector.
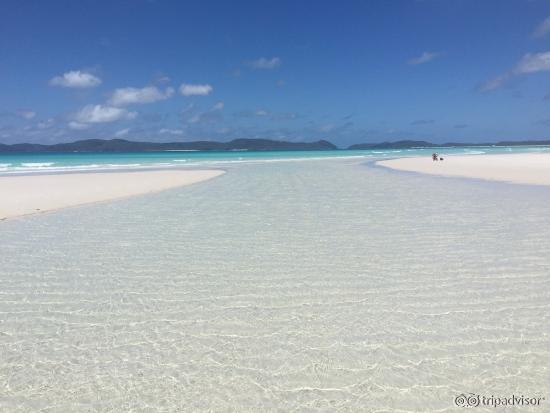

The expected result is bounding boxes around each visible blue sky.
[1,0,550,147]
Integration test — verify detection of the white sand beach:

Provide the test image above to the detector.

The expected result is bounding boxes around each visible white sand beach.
[0,169,224,220]
[377,153,550,186]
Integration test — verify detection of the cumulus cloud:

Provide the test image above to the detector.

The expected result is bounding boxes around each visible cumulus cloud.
[50,70,102,88]
[248,57,281,69]
[480,51,550,92]
[75,104,136,124]
[109,86,174,106]
[533,16,550,38]
[179,83,213,96]
[407,52,439,65]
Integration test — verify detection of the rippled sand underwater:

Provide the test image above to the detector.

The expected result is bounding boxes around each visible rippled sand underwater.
[1,159,550,412]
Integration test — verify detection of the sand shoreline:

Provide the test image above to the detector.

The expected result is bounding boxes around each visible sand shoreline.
[377,153,550,186]
[0,169,224,220]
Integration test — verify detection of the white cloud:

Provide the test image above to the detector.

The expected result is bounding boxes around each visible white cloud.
[68,121,90,130]
[213,101,224,110]
[159,128,184,135]
[533,16,550,38]
[408,52,439,65]
[75,104,136,124]
[480,51,550,92]
[255,109,268,116]
[114,128,130,137]
[49,70,102,88]
[109,86,174,106]
[179,83,213,96]
[16,110,36,119]
[248,57,281,69]
[514,52,550,74]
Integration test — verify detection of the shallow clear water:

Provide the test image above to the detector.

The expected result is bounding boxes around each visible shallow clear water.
[1,145,550,174]
[1,159,550,412]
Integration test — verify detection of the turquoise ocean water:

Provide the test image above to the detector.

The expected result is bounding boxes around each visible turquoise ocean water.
[2,145,550,174]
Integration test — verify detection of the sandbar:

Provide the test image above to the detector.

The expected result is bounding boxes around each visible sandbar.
[377,153,550,186]
[0,169,224,220]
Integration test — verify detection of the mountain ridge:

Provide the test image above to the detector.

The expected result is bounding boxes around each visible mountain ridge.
[0,138,337,153]
[1,138,550,152]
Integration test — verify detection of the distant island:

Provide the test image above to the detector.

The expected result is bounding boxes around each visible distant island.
[347,139,550,150]
[0,138,337,153]
[1,138,550,153]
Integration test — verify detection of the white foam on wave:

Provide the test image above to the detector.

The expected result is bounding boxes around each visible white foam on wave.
[0,154,377,175]
[462,150,486,155]
[20,162,55,167]
[104,163,142,168]
[4,163,147,175]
